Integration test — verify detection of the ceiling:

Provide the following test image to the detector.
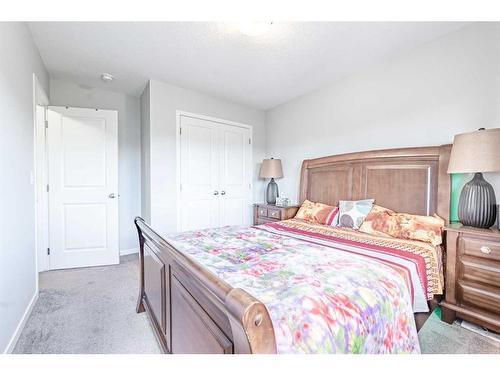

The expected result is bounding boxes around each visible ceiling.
[28,22,469,110]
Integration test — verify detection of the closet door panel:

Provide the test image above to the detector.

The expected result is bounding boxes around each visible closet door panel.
[180,116,219,231]
[219,124,251,227]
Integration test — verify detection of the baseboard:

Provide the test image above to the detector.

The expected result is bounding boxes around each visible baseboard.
[120,247,139,256]
[3,290,38,354]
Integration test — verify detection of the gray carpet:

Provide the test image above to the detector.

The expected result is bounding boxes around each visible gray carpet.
[419,313,500,354]
[13,254,500,354]
[13,254,160,354]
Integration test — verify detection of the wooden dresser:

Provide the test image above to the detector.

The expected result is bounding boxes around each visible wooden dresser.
[441,223,500,332]
[253,203,299,225]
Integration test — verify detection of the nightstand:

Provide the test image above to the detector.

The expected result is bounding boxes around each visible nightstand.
[253,203,299,225]
[440,223,500,333]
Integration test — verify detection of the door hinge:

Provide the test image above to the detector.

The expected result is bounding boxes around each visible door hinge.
[248,138,251,145]
[47,247,50,255]
[180,183,182,191]
[46,184,49,192]
[179,127,182,136]
[45,120,48,129]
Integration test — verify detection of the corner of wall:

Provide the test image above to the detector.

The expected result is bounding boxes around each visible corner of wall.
[139,80,152,223]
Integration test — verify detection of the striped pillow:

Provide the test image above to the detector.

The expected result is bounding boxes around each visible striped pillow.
[326,206,340,226]
[295,200,339,226]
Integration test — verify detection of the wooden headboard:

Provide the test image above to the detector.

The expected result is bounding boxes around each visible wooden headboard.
[299,145,452,223]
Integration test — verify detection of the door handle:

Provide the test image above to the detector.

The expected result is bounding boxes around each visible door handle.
[108,193,116,199]
[213,191,219,195]
[221,191,226,196]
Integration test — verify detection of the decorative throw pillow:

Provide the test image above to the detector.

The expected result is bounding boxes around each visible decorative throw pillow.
[326,206,340,227]
[357,205,396,238]
[337,199,375,229]
[295,199,339,225]
[295,200,316,222]
[359,204,445,245]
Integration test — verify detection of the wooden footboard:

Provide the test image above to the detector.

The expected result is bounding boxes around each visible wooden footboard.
[134,217,277,354]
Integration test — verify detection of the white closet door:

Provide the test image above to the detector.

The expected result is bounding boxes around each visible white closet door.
[180,116,220,231]
[47,106,118,270]
[218,124,251,227]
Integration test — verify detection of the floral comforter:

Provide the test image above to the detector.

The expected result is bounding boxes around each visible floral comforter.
[168,220,423,353]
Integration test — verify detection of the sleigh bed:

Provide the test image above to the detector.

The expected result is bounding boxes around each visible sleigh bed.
[135,144,451,354]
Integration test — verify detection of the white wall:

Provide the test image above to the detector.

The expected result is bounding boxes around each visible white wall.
[0,22,49,353]
[142,79,267,235]
[50,79,142,252]
[140,81,151,223]
[266,23,500,205]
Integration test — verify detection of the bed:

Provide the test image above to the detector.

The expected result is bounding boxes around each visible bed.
[135,145,452,354]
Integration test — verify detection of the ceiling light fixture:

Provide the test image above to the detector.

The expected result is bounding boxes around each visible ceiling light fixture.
[238,21,273,37]
[101,73,114,82]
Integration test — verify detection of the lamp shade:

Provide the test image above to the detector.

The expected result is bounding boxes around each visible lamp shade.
[447,128,500,173]
[260,158,283,179]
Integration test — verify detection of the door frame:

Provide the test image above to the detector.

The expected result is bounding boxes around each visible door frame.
[175,110,253,232]
[33,74,50,274]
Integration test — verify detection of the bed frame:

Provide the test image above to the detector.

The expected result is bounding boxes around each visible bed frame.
[135,144,452,353]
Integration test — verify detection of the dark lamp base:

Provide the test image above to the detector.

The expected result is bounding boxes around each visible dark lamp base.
[458,172,497,228]
[266,178,279,205]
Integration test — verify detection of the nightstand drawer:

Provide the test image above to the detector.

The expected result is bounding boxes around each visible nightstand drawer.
[257,207,268,218]
[253,204,300,226]
[442,224,500,332]
[255,217,276,225]
[460,255,500,286]
[460,236,500,262]
[458,280,500,314]
[267,208,281,220]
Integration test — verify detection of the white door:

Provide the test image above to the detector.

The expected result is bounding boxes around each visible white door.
[47,106,119,269]
[179,115,251,231]
[180,116,220,231]
[218,123,251,227]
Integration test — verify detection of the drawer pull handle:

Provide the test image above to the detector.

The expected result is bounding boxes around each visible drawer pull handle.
[480,246,491,254]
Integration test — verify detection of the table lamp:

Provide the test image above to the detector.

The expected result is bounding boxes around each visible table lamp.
[260,158,283,205]
[447,128,500,228]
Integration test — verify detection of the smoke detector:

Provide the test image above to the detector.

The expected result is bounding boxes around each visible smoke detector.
[101,73,114,82]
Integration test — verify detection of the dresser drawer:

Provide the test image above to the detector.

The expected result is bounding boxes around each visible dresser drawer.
[460,236,500,262]
[257,207,268,218]
[267,208,281,220]
[458,280,500,314]
[459,255,500,286]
